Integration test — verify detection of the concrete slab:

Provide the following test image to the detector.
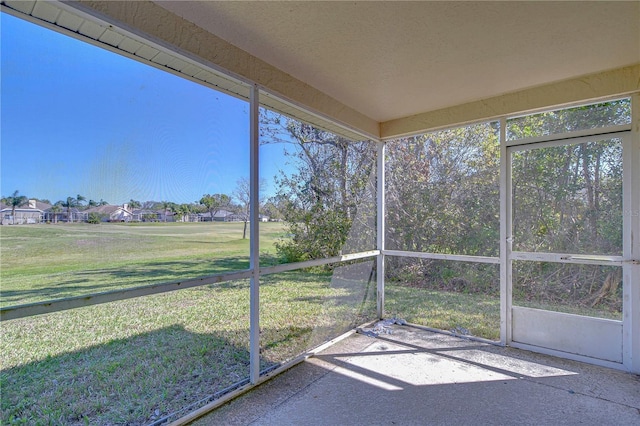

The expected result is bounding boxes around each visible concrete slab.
[191,326,640,425]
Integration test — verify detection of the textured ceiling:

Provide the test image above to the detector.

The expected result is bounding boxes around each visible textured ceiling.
[156,1,640,123]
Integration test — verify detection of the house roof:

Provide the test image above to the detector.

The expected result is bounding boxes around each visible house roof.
[1,207,44,213]
[33,201,52,210]
[85,205,131,215]
[0,200,50,212]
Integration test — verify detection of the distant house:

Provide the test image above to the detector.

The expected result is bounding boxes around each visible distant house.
[214,210,236,221]
[132,209,159,222]
[43,206,86,223]
[199,209,243,222]
[85,204,133,222]
[1,199,49,224]
[131,208,174,222]
[156,209,174,222]
[174,212,200,223]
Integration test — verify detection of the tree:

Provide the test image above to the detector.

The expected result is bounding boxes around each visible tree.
[233,178,266,239]
[87,199,108,207]
[76,194,86,209]
[175,203,191,222]
[382,123,502,296]
[87,212,106,224]
[50,204,62,224]
[58,197,78,223]
[1,190,28,225]
[385,123,500,256]
[262,198,284,221]
[128,199,141,212]
[261,111,376,261]
[199,193,231,222]
[160,201,176,222]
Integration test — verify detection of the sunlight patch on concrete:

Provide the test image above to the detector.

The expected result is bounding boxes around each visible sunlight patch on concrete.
[333,341,516,388]
[437,349,578,378]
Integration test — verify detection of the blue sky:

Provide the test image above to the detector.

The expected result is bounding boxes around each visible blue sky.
[1,13,286,205]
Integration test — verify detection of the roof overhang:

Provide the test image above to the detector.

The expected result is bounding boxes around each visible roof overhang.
[3,1,639,140]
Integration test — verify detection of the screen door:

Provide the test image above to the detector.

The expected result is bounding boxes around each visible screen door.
[508,134,627,363]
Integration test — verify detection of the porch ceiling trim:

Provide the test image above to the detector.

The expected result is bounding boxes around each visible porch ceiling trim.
[7,1,639,141]
[381,64,640,139]
[68,0,380,140]
[70,1,639,141]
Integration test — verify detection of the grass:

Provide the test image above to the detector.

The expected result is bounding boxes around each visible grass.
[0,222,286,307]
[1,223,381,425]
[0,223,539,424]
[1,270,378,425]
[385,285,501,341]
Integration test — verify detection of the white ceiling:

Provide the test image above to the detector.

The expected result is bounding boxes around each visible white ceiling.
[156,1,640,124]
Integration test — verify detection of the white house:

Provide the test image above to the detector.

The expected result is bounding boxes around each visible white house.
[0,199,49,225]
[85,204,134,222]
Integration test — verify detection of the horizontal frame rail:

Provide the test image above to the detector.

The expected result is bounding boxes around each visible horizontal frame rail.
[260,250,380,275]
[511,251,626,266]
[0,250,380,322]
[383,250,500,264]
[0,270,254,321]
[505,124,631,148]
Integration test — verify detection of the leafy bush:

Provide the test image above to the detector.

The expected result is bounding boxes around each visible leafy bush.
[87,213,106,224]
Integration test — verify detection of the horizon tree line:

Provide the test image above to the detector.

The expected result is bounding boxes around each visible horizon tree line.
[2,180,284,231]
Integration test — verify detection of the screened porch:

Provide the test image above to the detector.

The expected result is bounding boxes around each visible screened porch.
[1,1,638,425]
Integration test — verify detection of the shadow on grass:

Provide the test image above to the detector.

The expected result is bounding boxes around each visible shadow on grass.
[1,322,325,426]
[269,261,377,308]
[2,262,381,424]
[1,257,252,306]
[2,256,375,309]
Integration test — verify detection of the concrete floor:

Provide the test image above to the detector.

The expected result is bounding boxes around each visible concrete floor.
[192,325,640,425]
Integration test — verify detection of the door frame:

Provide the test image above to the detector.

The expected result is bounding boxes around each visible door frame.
[499,96,639,372]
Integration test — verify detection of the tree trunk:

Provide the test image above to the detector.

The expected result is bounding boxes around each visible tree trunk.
[580,143,597,240]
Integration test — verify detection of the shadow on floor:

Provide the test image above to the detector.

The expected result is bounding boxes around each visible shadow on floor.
[193,325,640,426]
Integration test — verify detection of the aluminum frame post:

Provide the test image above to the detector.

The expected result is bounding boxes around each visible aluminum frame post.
[249,84,260,384]
[623,93,640,373]
[499,117,513,345]
[377,141,386,319]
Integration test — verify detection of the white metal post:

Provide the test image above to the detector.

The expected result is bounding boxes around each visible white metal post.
[377,141,386,319]
[249,84,260,383]
[499,117,513,344]
[623,93,640,373]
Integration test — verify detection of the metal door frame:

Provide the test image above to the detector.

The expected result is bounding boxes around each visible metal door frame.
[499,96,639,372]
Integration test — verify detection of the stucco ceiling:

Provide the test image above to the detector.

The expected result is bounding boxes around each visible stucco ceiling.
[155,1,640,124]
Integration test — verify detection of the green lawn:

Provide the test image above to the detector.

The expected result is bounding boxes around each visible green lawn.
[0,222,286,307]
[0,223,502,425]
[1,270,378,425]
